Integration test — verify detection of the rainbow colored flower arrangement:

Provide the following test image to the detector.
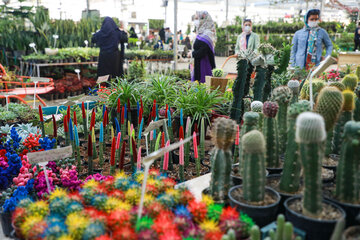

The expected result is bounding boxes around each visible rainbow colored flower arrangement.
[12,170,254,240]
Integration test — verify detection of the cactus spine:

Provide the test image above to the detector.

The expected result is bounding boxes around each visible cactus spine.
[242,130,266,202]
[209,117,237,203]
[332,90,354,154]
[230,59,249,123]
[272,86,293,154]
[342,74,358,91]
[329,82,346,92]
[239,112,260,175]
[253,66,267,101]
[296,112,326,218]
[263,101,280,168]
[287,80,300,104]
[335,121,360,203]
[279,100,311,193]
[251,101,264,131]
[354,85,360,121]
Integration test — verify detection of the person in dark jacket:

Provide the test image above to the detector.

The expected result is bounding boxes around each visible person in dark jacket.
[159,28,165,43]
[92,17,128,78]
[190,11,216,83]
[355,23,360,51]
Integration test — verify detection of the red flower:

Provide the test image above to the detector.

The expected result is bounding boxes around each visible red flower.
[107,210,131,229]
[188,200,207,222]
[112,226,136,240]
[161,178,176,190]
[179,189,195,205]
[146,202,164,218]
[84,207,106,222]
[95,235,112,240]
[204,230,224,240]
[152,211,177,235]
[158,229,182,240]
[219,206,239,221]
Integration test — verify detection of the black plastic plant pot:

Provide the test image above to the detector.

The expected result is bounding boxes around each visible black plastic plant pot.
[343,226,360,239]
[0,210,13,237]
[228,185,281,227]
[266,174,300,214]
[284,196,346,240]
[325,197,360,227]
[266,167,283,175]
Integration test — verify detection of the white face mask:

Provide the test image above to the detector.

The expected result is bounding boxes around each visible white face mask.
[308,20,319,28]
[194,20,200,28]
[244,26,251,33]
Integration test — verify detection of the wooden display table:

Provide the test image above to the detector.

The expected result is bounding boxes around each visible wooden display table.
[338,52,360,66]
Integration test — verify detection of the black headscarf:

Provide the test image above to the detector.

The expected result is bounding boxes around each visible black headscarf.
[97,17,119,38]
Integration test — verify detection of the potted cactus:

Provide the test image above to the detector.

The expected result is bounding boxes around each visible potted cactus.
[251,101,264,131]
[229,130,280,227]
[209,117,237,203]
[205,68,228,93]
[341,74,358,91]
[272,86,293,155]
[354,85,360,121]
[284,112,346,240]
[325,121,360,227]
[332,90,354,155]
[260,214,304,240]
[262,101,281,172]
[287,80,300,104]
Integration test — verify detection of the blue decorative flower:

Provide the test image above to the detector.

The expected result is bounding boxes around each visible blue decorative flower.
[175,205,191,219]
[39,137,56,150]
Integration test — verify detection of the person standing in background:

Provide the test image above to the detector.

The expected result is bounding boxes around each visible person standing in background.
[235,19,260,54]
[159,27,165,43]
[190,11,216,83]
[92,17,128,78]
[290,9,332,69]
[355,23,360,51]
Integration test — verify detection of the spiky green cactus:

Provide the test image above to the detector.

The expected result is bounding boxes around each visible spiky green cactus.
[329,82,346,92]
[230,59,249,124]
[253,66,267,101]
[242,130,266,202]
[239,112,259,174]
[279,100,311,193]
[354,85,360,121]
[263,101,280,168]
[263,214,300,240]
[287,80,300,104]
[251,101,264,131]
[263,65,275,102]
[335,121,360,203]
[300,80,325,101]
[272,86,292,154]
[212,68,224,77]
[356,66,360,81]
[342,74,358,91]
[315,86,344,131]
[209,117,237,203]
[315,87,344,156]
[244,63,254,98]
[296,112,326,218]
[332,90,354,155]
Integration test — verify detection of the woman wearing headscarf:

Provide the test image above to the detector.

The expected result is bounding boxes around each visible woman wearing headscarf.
[290,9,332,69]
[190,11,216,83]
[235,19,260,54]
[92,17,128,78]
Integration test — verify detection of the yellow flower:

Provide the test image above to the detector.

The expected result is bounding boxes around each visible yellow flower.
[199,219,220,233]
[21,215,44,236]
[82,179,99,189]
[166,189,180,203]
[147,178,157,186]
[49,188,68,201]
[201,194,214,207]
[115,171,127,180]
[125,188,140,204]
[144,194,155,206]
[66,213,90,239]
[58,235,74,240]
[28,200,49,217]
[135,172,144,183]
[104,197,131,212]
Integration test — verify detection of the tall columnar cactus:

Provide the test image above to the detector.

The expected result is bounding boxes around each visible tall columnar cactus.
[230,59,249,124]
[242,130,266,202]
[315,86,344,155]
[264,214,301,240]
[244,63,254,98]
[253,66,267,101]
[296,112,326,218]
[239,112,259,173]
[335,121,360,203]
[279,100,311,193]
[342,74,358,91]
[354,85,360,121]
[272,86,292,154]
[329,82,346,92]
[287,80,300,104]
[251,101,264,131]
[209,117,237,203]
[263,101,280,168]
[263,65,275,102]
[356,66,360,80]
[332,90,354,155]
